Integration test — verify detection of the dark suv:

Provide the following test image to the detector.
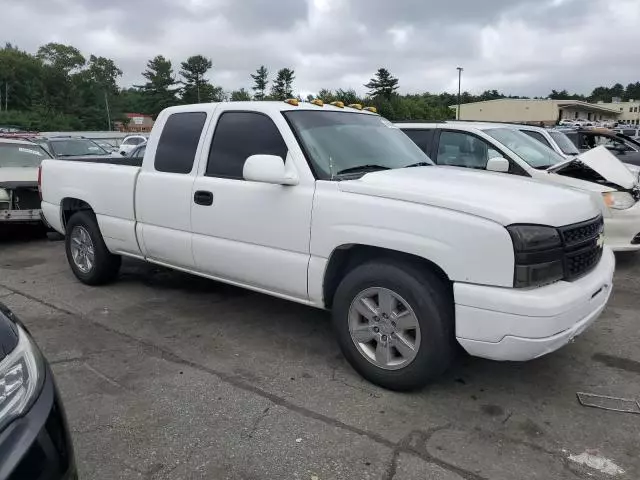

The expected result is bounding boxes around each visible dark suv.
[0,303,76,479]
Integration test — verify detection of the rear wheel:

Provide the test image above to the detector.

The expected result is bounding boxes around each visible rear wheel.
[332,260,454,391]
[65,211,121,285]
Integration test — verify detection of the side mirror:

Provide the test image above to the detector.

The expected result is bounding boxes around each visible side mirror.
[486,157,510,173]
[243,155,298,185]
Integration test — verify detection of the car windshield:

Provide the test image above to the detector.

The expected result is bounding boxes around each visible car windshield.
[283,111,432,179]
[484,128,566,168]
[50,138,109,157]
[549,131,580,155]
[0,143,49,167]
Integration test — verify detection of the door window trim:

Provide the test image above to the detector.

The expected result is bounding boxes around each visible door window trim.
[204,110,288,180]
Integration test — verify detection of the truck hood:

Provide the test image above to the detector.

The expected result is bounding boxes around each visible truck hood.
[548,146,636,190]
[338,166,599,227]
[0,167,38,188]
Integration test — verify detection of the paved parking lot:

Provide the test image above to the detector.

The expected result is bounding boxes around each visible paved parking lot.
[1,230,639,479]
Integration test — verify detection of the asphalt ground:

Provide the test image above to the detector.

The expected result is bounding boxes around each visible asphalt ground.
[1,226,639,479]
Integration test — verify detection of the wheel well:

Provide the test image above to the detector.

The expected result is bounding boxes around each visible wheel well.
[61,198,94,231]
[322,244,451,309]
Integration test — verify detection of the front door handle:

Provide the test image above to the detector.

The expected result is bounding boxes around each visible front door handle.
[194,190,213,206]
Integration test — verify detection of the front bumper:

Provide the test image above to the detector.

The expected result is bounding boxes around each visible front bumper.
[0,208,43,224]
[0,364,76,480]
[604,202,640,251]
[454,247,615,361]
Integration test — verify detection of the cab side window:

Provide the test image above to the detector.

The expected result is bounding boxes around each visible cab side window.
[206,112,288,180]
[402,129,433,154]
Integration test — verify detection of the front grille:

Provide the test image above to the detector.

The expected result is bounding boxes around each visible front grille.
[559,216,603,280]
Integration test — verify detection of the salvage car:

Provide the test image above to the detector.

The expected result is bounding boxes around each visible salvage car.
[39,101,613,390]
[560,128,640,166]
[0,139,50,225]
[400,122,640,251]
[118,135,147,156]
[0,303,76,479]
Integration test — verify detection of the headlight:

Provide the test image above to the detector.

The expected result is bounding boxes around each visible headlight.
[0,324,44,432]
[0,188,9,209]
[507,225,564,288]
[602,192,635,210]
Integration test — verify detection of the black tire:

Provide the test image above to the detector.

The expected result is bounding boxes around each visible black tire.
[65,211,121,285]
[332,260,455,391]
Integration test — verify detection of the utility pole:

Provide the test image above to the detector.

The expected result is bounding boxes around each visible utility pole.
[104,91,112,131]
[197,73,201,103]
[456,67,463,120]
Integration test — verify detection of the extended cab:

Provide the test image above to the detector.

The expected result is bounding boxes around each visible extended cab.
[40,102,614,390]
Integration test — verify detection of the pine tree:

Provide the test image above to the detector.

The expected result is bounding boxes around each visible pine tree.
[139,55,179,117]
[251,66,268,100]
[231,88,251,101]
[364,68,399,100]
[179,55,213,103]
[270,68,295,100]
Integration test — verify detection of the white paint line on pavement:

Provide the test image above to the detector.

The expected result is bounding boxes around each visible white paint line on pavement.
[568,451,625,476]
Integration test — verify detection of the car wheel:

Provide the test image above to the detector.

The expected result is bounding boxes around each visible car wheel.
[65,211,121,285]
[332,260,455,391]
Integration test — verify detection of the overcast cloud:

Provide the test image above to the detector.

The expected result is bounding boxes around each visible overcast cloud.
[1,0,639,97]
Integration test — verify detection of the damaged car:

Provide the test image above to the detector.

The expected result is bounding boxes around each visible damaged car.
[398,122,640,251]
[0,139,50,226]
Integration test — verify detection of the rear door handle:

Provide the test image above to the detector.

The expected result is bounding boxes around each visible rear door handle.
[194,190,213,206]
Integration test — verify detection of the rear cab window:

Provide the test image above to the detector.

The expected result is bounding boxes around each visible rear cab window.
[0,143,49,167]
[154,112,207,174]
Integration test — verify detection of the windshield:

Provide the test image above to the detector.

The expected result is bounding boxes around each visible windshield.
[549,131,580,155]
[49,138,109,157]
[283,111,432,179]
[485,128,566,168]
[0,143,49,167]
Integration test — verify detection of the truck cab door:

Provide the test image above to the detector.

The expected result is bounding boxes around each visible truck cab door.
[135,111,208,269]
[190,110,314,301]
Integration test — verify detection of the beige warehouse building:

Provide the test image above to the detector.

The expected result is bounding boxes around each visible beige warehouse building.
[452,99,620,125]
[597,100,640,125]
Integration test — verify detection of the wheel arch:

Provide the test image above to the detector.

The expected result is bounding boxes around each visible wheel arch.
[322,244,452,309]
[60,197,95,233]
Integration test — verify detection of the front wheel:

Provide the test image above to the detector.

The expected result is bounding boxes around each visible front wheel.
[332,260,454,391]
[65,211,121,285]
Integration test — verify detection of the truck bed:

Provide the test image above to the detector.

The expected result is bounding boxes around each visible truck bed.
[40,158,142,256]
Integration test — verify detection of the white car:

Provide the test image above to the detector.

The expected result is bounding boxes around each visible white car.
[118,135,147,156]
[39,101,613,390]
[400,122,640,251]
[507,124,581,159]
[0,139,50,225]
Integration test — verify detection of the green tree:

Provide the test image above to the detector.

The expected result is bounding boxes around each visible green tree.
[230,88,251,101]
[139,55,179,117]
[624,82,640,101]
[316,89,335,102]
[180,55,213,103]
[270,68,295,100]
[250,66,269,100]
[36,42,85,72]
[335,88,361,105]
[364,68,399,100]
[0,44,44,111]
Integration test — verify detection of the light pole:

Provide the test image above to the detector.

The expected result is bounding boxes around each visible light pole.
[456,67,463,120]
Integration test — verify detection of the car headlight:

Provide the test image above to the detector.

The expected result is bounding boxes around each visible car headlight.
[0,324,44,432]
[602,192,635,210]
[507,225,564,288]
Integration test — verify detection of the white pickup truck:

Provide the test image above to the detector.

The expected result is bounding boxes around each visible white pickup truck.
[40,101,615,390]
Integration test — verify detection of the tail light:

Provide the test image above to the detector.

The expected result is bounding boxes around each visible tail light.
[37,166,42,200]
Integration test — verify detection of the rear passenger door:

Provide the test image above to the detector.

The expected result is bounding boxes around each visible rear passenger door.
[135,111,209,269]
[190,111,314,300]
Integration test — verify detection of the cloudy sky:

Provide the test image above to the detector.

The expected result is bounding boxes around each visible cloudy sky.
[2,0,639,97]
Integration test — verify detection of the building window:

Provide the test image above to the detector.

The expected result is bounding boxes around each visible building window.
[630,107,634,112]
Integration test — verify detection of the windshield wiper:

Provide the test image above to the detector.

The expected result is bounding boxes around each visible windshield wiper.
[404,162,432,168]
[335,164,391,176]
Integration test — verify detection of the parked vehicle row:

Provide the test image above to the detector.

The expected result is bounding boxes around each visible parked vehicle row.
[39,100,614,391]
[400,121,640,252]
